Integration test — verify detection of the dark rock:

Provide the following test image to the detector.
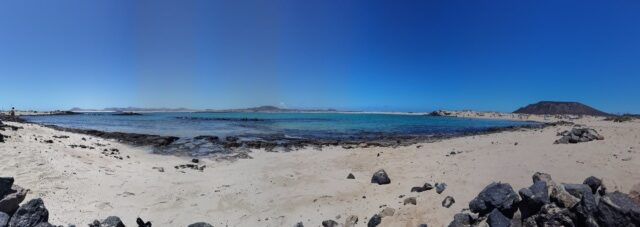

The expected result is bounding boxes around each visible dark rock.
[562,184,592,199]
[532,172,555,187]
[8,198,48,227]
[187,222,213,227]
[136,217,152,227]
[418,224,428,227]
[487,209,511,227]
[469,182,521,216]
[448,213,475,227]
[435,183,447,194]
[113,112,142,116]
[428,110,450,116]
[293,222,303,227]
[518,181,550,218]
[89,220,101,227]
[371,169,390,185]
[563,184,598,225]
[583,176,602,194]
[596,191,640,227]
[367,214,381,227]
[442,196,455,208]
[554,128,604,144]
[41,125,179,147]
[411,183,434,193]
[322,220,339,227]
[0,178,14,198]
[347,173,355,179]
[523,203,576,227]
[0,185,28,215]
[191,158,199,164]
[99,216,125,227]
[404,197,417,205]
[0,212,9,227]
[43,140,53,144]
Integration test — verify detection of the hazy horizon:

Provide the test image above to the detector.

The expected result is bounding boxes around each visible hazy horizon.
[2,0,639,113]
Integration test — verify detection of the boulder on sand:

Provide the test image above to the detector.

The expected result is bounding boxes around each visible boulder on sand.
[596,191,640,226]
[0,184,28,215]
[518,180,550,219]
[8,198,49,227]
[371,169,390,185]
[469,182,521,216]
[322,219,338,227]
[100,216,125,227]
[0,178,13,198]
[367,214,382,227]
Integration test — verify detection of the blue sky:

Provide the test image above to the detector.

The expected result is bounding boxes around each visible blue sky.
[1,0,639,113]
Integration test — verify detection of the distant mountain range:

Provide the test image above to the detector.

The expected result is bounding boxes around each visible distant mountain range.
[69,106,338,113]
[202,106,338,113]
[513,101,611,116]
[69,107,193,112]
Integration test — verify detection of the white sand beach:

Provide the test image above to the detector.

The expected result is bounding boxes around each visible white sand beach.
[1,113,639,226]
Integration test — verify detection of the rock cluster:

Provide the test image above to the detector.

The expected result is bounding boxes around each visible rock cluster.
[427,110,452,116]
[0,177,52,227]
[449,173,640,227]
[174,163,206,171]
[554,128,604,144]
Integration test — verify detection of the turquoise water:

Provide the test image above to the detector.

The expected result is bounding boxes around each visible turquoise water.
[23,112,534,140]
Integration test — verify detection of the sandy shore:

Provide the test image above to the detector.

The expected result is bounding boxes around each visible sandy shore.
[0,114,639,226]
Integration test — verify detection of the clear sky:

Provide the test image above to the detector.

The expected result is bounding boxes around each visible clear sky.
[1,0,639,113]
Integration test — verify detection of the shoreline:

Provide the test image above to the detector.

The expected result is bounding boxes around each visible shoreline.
[1,112,638,226]
[15,113,548,158]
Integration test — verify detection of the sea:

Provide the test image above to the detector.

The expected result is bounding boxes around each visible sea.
[22,112,534,140]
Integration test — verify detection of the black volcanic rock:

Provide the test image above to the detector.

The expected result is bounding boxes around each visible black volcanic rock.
[8,198,49,227]
[469,182,521,216]
[513,101,610,116]
[112,112,142,116]
[371,169,390,185]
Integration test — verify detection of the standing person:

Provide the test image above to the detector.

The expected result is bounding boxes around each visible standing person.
[10,107,15,118]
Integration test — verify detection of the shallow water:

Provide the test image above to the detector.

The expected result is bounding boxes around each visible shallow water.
[23,112,534,140]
